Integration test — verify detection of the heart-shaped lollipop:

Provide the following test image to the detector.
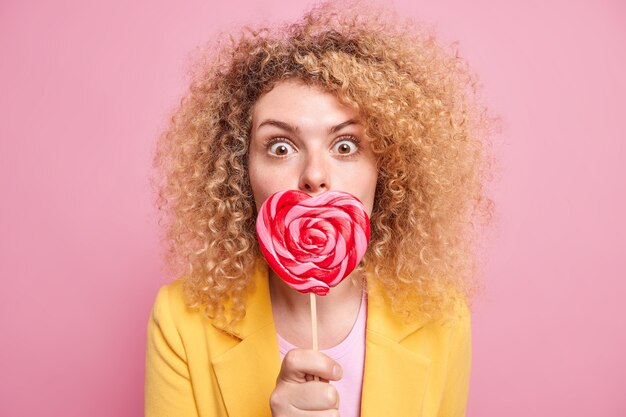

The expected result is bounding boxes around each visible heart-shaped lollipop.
[256,190,370,296]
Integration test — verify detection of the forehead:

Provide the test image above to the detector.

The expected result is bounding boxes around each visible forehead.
[251,79,358,128]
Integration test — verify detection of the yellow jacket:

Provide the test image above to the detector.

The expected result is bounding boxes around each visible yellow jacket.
[145,265,471,417]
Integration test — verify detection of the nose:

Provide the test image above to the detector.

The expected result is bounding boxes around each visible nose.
[298,152,330,195]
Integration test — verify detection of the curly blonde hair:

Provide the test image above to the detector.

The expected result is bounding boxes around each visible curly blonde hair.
[152,0,498,329]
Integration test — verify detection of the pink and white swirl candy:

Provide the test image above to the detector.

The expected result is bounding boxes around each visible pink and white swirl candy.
[256,190,371,296]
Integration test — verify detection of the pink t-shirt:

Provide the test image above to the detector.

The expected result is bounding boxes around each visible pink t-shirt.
[277,291,367,417]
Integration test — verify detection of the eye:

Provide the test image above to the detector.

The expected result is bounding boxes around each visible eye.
[332,138,359,156]
[268,141,295,156]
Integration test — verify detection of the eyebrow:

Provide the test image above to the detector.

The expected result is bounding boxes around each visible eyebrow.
[256,118,360,134]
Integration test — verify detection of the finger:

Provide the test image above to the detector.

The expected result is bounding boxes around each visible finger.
[296,409,341,417]
[289,381,340,411]
[304,374,329,382]
[279,349,343,383]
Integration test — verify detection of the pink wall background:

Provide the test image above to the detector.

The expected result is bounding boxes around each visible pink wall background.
[1,0,624,416]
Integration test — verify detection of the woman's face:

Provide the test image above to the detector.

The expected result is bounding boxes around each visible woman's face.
[248,79,378,215]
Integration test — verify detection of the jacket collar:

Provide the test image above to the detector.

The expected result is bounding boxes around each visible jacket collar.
[210,263,279,417]
[210,264,432,417]
[360,274,432,416]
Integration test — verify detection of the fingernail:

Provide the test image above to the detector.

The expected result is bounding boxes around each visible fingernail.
[333,364,342,378]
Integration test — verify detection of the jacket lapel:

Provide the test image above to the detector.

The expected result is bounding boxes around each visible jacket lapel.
[210,266,433,417]
[360,275,432,417]
[211,264,280,417]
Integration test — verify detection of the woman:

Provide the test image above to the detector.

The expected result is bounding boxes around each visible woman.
[145,1,495,416]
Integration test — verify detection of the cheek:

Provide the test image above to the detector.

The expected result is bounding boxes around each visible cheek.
[248,157,296,210]
[352,163,378,216]
[249,166,271,211]
[362,174,378,216]
[247,156,266,210]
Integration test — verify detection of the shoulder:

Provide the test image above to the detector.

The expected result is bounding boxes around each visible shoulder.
[421,296,472,345]
[148,278,218,346]
[148,278,248,357]
[150,277,233,335]
[150,278,189,320]
[371,294,471,362]
[366,284,471,341]
[441,296,471,331]
[147,279,199,353]
[149,279,198,334]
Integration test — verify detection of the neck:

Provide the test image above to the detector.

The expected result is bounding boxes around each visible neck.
[268,268,365,348]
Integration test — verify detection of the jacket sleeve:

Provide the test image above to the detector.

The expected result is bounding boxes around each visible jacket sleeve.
[145,284,199,417]
[438,299,472,417]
